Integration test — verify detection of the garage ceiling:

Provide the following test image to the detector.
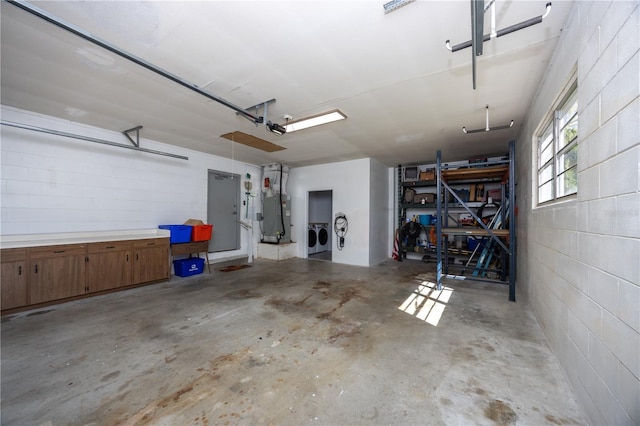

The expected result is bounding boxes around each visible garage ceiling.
[0,0,573,167]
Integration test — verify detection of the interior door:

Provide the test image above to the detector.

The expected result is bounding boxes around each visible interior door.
[207,170,240,252]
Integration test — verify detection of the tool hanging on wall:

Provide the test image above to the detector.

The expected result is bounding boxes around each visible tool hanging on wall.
[445,1,552,89]
[334,213,348,251]
[462,105,513,134]
[244,173,253,219]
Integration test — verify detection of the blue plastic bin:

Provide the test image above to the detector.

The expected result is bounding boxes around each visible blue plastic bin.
[418,215,432,226]
[173,257,204,277]
[159,225,192,243]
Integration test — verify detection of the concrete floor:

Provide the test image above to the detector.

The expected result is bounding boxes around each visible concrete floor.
[1,258,587,425]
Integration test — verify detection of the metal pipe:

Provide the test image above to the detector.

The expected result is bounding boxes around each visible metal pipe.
[5,0,261,124]
[1,120,189,160]
[446,2,552,53]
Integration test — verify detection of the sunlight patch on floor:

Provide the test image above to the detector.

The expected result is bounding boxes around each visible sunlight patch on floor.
[398,281,453,326]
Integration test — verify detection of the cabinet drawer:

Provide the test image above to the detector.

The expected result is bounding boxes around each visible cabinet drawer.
[1,248,28,263]
[133,238,169,249]
[29,244,86,259]
[87,240,134,254]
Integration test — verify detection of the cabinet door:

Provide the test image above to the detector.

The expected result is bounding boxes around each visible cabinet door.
[86,241,133,293]
[133,239,169,284]
[29,245,86,304]
[1,249,28,310]
[87,250,133,292]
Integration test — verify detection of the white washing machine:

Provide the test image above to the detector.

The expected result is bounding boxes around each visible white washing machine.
[308,224,319,255]
[316,223,329,253]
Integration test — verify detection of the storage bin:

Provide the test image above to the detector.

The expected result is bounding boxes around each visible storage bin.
[191,224,213,241]
[486,189,502,201]
[467,237,487,251]
[419,214,432,226]
[173,257,205,277]
[449,189,470,203]
[158,225,192,243]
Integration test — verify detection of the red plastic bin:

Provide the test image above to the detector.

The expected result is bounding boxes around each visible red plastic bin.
[191,224,213,241]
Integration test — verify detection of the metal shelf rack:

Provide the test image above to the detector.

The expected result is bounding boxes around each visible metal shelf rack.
[435,140,516,301]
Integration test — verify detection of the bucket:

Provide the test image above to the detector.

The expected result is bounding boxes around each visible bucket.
[419,214,432,226]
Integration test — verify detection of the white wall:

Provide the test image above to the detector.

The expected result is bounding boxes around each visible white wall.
[0,106,262,263]
[516,2,639,424]
[289,159,372,266]
[308,190,332,224]
[369,158,390,265]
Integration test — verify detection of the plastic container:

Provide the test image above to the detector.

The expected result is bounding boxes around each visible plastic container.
[467,237,487,251]
[418,215,432,226]
[158,225,192,243]
[173,257,204,277]
[191,224,213,241]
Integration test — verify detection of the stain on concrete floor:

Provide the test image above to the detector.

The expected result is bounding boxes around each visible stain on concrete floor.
[1,258,587,425]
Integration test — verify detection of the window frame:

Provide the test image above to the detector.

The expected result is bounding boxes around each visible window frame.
[536,81,578,205]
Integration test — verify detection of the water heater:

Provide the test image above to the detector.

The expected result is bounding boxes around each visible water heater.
[261,164,292,244]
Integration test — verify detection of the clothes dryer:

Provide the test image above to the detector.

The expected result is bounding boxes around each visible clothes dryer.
[316,223,329,253]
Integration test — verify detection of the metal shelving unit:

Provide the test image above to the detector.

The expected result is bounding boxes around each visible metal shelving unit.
[435,140,516,301]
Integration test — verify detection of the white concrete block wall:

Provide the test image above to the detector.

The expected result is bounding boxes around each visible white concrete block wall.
[517,2,639,424]
[0,105,262,263]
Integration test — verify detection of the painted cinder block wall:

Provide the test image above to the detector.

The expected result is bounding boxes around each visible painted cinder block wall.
[516,1,639,424]
[0,105,263,264]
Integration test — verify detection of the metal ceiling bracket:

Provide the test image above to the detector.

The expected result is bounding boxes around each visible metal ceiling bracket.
[5,0,264,124]
[383,0,415,14]
[237,99,276,125]
[445,1,552,89]
[1,120,189,160]
[123,125,143,147]
[462,105,513,134]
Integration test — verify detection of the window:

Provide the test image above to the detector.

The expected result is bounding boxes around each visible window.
[537,82,578,204]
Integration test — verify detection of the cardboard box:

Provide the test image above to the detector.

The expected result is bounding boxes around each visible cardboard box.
[486,189,502,201]
[184,219,205,226]
[419,169,435,181]
[413,193,435,204]
[469,184,485,202]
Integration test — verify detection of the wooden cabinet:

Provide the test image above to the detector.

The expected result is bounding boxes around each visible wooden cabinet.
[133,239,169,285]
[29,244,86,304]
[1,248,28,310]
[86,241,133,292]
[1,236,169,313]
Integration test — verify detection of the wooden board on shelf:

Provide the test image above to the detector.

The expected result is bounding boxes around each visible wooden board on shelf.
[441,165,508,182]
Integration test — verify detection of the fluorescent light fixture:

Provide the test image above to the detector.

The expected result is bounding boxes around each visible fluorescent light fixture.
[284,109,346,133]
[383,0,415,14]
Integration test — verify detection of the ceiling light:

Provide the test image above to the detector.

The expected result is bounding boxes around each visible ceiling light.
[383,0,415,14]
[462,105,514,134]
[284,110,347,133]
